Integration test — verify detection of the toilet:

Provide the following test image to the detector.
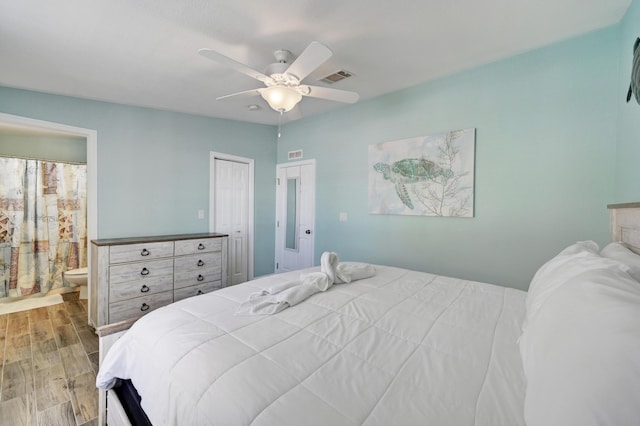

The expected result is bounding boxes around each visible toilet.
[64,267,88,298]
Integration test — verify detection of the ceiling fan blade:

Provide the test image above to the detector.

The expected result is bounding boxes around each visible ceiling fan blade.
[300,85,359,103]
[216,88,263,101]
[199,48,273,84]
[284,41,332,82]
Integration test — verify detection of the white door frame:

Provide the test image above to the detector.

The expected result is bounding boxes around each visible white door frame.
[0,111,100,422]
[209,152,255,281]
[0,112,98,270]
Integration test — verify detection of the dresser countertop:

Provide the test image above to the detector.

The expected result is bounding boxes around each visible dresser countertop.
[91,232,228,246]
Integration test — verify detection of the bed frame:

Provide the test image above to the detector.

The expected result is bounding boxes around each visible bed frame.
[95,202,640,425]
[96,319,137,426]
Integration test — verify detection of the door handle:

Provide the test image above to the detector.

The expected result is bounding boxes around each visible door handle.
[305,229,311,235]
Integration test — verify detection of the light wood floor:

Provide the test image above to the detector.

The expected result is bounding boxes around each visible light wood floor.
[0,292,99,426]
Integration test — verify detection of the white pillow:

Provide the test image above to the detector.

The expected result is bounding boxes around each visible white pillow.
[601,242,640,282]
[524,241,628,330]
[520,267,640,426]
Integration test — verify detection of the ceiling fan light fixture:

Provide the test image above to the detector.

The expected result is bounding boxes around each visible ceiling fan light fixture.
[261,86,302,112]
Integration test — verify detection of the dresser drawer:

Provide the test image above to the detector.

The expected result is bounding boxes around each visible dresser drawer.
[110,241,174,264]
[174,267,221,289]
[173,281,222,302]
[109,259,174,286]
[108,290,173,323]
[109,276,174,303]
[174,253,221,273]
[174,238,222,256]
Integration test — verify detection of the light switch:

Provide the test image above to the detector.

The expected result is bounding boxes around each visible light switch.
[339,212,348,222]
[198,209,205,219]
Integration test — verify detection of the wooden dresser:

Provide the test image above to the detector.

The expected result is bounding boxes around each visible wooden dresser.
[89,233,228,328]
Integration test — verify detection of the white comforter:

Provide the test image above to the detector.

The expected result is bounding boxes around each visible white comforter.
[97,265,527,426]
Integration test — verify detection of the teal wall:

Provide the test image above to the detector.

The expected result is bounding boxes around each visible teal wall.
[615,0,640,201]
[1,4,636,288]
[0,87,278,277]
[277,27,621,290]
[0,133,87,163]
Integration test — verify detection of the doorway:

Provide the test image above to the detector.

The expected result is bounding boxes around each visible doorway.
[209,152,254,284]
[275,159,315,273]
[0,112,98,306]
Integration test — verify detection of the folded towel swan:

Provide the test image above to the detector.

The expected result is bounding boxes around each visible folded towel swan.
[236,252,375,315]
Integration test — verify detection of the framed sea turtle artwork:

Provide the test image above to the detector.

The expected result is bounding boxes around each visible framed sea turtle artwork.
[368,128,475,217]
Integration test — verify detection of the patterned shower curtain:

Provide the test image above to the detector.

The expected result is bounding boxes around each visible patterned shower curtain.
[0,157,87,298]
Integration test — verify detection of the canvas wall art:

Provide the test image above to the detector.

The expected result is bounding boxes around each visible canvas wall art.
[368,128,475,217]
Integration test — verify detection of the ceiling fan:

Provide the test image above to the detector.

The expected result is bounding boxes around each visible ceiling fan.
[198,41,359,113]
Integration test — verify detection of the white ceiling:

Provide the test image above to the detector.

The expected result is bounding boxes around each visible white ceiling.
[0,0,631,126]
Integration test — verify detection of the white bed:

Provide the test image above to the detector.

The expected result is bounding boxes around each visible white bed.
[96,203,640,426]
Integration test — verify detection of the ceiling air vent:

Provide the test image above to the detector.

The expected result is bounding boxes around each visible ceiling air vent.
[321,69,353,84]
[288,150,303,160]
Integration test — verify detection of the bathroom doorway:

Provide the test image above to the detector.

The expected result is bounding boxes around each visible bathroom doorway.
[0,113,97,313]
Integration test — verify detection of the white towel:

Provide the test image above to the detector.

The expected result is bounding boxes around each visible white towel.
[321,252,375,284]
[236,252,375,315]
[336,262,376,283]
[298,271,333,291]
[321,251,340,283]
[248,280,302,299]
[236,272,331,315]
[236,284,317,315]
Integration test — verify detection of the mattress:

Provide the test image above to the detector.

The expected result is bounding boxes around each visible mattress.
[97,265,527,425]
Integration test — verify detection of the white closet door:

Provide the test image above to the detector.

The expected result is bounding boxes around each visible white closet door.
[215,159,248,285]
[275,160,315,272]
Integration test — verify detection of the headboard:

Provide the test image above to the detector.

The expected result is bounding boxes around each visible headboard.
[608,202,640,254]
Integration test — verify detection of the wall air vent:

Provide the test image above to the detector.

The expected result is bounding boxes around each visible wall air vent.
[288,150,303,161]
[321,69,353,84]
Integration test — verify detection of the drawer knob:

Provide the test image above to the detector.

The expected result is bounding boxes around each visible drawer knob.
[140,284,150,293]
[140,303,150,312]
[197,259,204,267]
[197,290,203,295]
[197,274,204,282]
[197,243,205,250]
[140,267,150,276]
[141,248,150,257]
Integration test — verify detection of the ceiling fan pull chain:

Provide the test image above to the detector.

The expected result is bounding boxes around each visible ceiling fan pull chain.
[277,110,283,138]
